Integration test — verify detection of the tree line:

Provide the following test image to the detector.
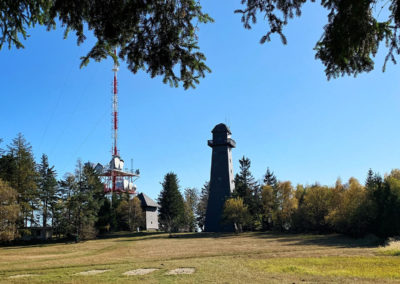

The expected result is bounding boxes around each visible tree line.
[2,133,400,242]
[0,134,145,242]
[223,156,400,239]
[153,156,400,240]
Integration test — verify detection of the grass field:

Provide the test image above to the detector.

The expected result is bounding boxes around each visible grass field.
[1,232,399,283]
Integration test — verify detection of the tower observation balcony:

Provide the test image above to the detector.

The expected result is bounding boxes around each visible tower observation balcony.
[207,138,236,148]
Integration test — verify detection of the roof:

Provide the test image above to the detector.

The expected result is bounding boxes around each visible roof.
[137,193,160,208]
[212,123,231,134]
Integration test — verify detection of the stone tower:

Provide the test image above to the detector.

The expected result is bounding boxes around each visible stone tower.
[204,123,236,232]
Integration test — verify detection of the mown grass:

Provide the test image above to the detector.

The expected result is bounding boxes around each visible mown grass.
[248,256,400,279]
[379,239,400,257]
[0,232,399,283]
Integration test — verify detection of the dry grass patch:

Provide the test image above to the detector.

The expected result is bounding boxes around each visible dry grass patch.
[166,268,195,275]
[75,269,110,275]
[123,268,158,275]
[8,274,37,279]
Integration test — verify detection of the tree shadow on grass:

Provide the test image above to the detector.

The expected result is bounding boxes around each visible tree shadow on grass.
[113,231,238,242]
[252,232,383,248]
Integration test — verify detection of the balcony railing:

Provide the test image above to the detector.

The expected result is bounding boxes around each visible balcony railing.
[208,138,236,147]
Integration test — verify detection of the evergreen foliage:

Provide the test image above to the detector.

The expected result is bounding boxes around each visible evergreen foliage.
[264,167,277,187]
[233,156,261,230]
[0,0,213,89]
[37,154,57,228]
[261,168,278,230]
[158,172,185,233]
[196,181,210,231]
[63,161,104,241]
[3,133,400,241]
[0,134,38,229]
[236,0,399,78]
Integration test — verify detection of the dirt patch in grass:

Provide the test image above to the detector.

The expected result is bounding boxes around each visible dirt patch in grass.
[75,269,110,275]
[166,267,195,275]
[123,268,158,275]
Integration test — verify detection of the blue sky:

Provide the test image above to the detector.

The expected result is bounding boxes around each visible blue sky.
[1,2,400,200]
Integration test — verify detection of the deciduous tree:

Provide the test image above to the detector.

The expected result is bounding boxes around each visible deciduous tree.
[183,187,198,232]
[222,197,250,233]
[116,196,144,231]
[0,179,20,242]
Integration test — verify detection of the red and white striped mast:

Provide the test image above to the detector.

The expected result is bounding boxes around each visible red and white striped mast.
[99,48,139,195]
[112,49,119,192]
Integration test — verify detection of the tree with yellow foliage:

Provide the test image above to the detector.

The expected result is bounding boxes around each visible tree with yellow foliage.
[0,179,20,242]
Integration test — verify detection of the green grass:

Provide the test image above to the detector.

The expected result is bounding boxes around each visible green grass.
[248,256,400,279]
[0,232,399,283]
[381,250,400,256]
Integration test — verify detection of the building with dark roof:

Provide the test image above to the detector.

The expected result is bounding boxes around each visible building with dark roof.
[137,193,160,231]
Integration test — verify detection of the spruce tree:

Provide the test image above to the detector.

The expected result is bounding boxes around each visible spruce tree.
[67,161,104,241]
[3,134,38,228]
[158,172,185,234]
[233,156,261,230]
[196,181,210,231]
[261,167,279,230]
[37,154,57,228]
[264,168,277,188]
[365,168,375,190]
[1,1,213,89]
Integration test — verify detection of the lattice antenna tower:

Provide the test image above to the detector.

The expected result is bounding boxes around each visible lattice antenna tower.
[99,49,139,195]
[112,49,119,158]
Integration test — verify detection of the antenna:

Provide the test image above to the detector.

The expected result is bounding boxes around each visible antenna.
[99,49,139,196]
[112,49,119,158]
[112,49,119,192]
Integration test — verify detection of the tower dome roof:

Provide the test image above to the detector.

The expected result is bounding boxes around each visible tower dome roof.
[212,123,231,134]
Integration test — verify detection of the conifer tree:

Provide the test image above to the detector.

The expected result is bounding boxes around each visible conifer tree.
[66,161,104,241]
[158,172,185,234]
[0,1,213,89]
[261,167,279,230]
[196,181,210,231]
[3,134,38,228]
[233,156,261,230]
[37,154,57,228]
[264,168,277,188]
